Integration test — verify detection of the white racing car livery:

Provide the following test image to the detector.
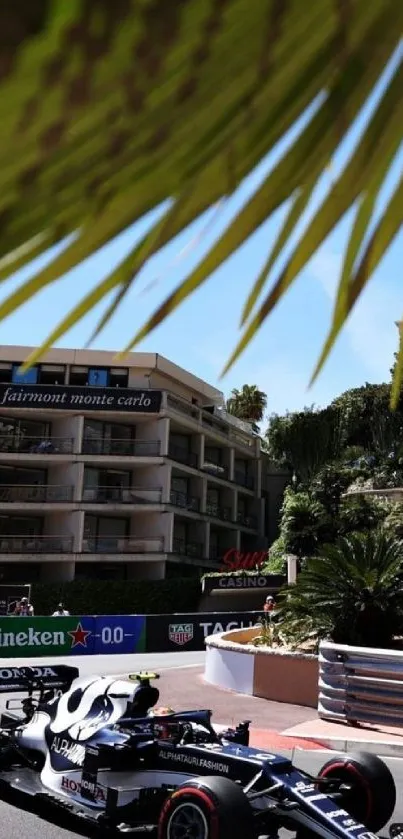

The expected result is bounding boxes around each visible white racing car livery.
[0,664,400,839]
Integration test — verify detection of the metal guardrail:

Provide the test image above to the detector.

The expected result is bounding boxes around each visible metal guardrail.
[318,640,403,728]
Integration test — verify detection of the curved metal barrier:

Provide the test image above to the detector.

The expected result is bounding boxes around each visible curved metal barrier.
[318,640,403,727]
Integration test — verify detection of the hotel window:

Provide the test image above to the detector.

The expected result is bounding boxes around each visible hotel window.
[12,364,38,385]
[70,366,88,385]
[88,368,108,387]
[109,368,128,388]
[38,365,65,385]
[0,364,12,383]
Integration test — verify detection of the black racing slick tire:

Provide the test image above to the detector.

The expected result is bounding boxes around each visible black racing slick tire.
[158,775,254,839]
[318,751,396,832]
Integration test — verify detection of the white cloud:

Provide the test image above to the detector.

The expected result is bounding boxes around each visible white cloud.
[310,249,398,380]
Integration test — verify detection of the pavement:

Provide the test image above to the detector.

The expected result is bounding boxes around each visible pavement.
[283,717,403,757]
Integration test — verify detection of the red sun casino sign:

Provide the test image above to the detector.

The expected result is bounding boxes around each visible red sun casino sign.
[219,548,267,572]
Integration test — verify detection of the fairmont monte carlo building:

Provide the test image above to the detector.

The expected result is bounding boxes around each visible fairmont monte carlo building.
[0,347,286,583]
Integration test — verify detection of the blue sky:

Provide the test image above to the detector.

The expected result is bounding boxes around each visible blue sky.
[0,52,401,420]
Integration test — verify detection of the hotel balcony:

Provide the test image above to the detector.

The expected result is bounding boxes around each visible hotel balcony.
[201,461,230,481]
[80,536,164,555]
[168,442,198,469]
[234,470,255,490]
[81,486,163,506]
[166,393,256,453]
[169,490,200,513]
[0,484,74,509]
[0,535,73,554]
[0,436,74,460]
[205,501,232,523]
[237,511,258,530]
[172,537,204,559]
[81,438,161,457]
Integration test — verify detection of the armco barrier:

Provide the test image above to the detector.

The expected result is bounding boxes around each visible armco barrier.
[318,640,403,727]
[0,612,260,657]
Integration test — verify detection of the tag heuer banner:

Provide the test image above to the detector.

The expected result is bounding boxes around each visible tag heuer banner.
[146,612,261,652]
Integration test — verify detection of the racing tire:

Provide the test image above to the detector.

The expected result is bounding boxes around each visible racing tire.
[317,751,396,832]
[158,775,254,839]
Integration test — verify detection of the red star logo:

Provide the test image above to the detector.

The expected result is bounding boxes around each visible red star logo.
[68,622,91,649]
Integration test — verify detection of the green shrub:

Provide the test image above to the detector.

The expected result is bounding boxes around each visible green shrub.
[338,495,391,535]
[31,578,201,616]
[280,488,332,558]
[262,536,287,574]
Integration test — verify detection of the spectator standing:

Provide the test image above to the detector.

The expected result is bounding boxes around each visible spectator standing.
[263,595,276,614]
[14,596,34,616]
[52,602,70,616]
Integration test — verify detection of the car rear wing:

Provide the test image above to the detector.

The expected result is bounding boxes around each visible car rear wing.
[0,664,79,694]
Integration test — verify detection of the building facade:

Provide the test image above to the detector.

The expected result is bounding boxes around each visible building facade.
[0,347,270,583]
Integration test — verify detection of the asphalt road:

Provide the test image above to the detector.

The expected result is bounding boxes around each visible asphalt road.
[0,651,400,838]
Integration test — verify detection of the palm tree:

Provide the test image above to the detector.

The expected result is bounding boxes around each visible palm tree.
[0,3,401,399]
[226,385,267,425]
[279,488,332,559]
[278,531,403,648]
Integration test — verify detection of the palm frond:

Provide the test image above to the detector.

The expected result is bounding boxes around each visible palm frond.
[0,0,401,391]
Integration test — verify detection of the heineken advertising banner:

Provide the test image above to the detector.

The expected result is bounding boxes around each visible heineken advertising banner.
[0,612,258,657]
[0,615,146,658]
[93,615,146,655]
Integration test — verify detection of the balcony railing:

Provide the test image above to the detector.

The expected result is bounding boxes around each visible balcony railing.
[170,490,200,512]
[202,462,229,480]
[81,486,162,504]
[234,470,255,490]
[0,535,73,553]
[0,485,74,503]
[81,438,161,457]
[166,393,255,450]
[168,444,198,468]
[0,436,74,454]
[166,394,200,421]
[81,536,164,553]
[237,512,258,529]
[172,537,203,558]
[206,503,232,522]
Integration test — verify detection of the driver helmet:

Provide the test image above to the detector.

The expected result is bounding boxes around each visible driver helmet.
[149,706,175,716]
[148,706,176,740]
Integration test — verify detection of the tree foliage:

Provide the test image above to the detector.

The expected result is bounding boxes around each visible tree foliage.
[265,406,342,481]
[278,531,403,648]
[279,487,331,558]
[268,381,403,561]
[0,2,400,399]
[226,384,267,427]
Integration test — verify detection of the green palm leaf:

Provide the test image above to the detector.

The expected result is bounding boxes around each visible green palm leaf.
[0,0,400,391]
[278,531,403,647]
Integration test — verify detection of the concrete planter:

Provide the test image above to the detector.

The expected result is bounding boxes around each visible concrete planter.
[205,626,319,708]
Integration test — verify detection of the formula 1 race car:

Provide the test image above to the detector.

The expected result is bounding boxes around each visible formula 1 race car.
[0,664,400,839]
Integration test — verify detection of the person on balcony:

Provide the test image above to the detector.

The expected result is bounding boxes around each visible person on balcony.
[52,602,70,616]
[14,596,34,616]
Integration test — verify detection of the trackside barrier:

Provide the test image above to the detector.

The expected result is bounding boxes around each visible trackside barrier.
[0,611,261,658]
[318,640,403,728]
